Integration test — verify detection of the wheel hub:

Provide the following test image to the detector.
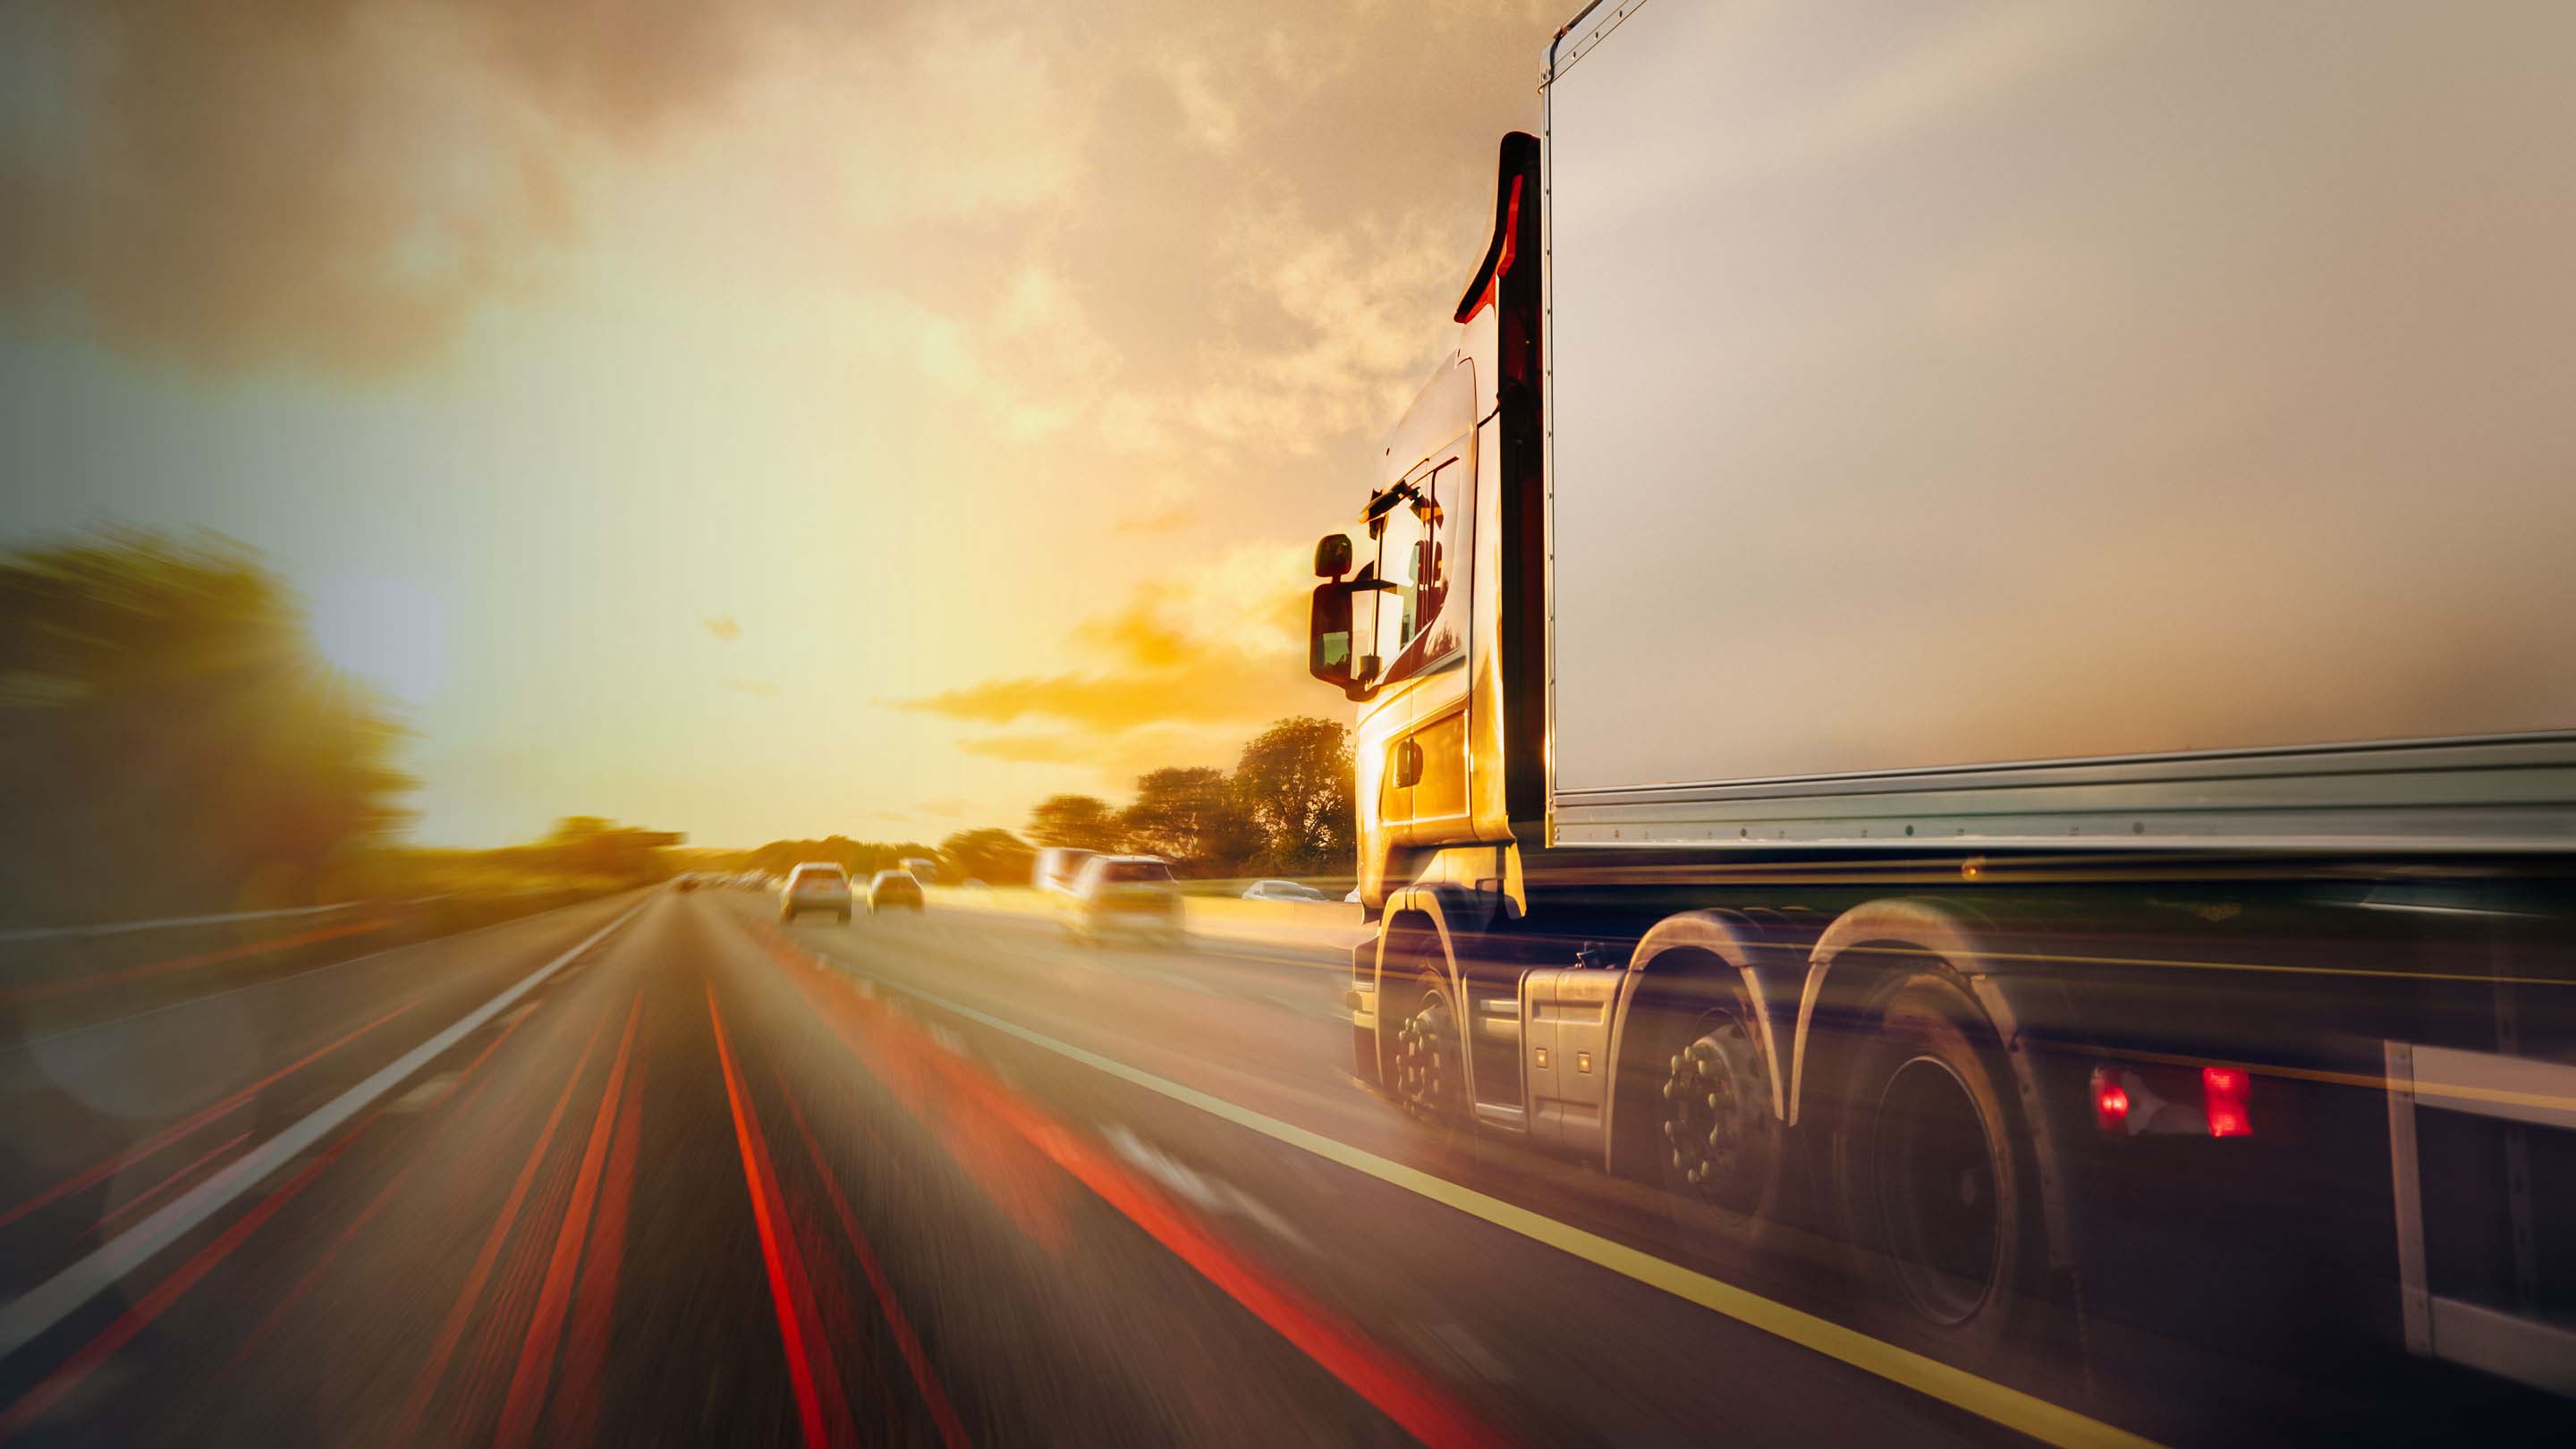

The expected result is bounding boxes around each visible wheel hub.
[1660,1019,1767,1203]
[1394,995,1456,1118]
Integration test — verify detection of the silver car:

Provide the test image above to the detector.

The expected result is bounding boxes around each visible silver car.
[778,862,852,923]
[1062,856,1182,945]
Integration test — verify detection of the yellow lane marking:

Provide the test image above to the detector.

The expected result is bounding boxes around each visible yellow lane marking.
[809,947,2163,1449]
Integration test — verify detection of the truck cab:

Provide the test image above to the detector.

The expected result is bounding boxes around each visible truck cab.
[1310,137,1544,915]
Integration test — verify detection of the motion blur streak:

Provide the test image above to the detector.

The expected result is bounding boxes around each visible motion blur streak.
[0,996,418,1233]
[749,930,1074,1253]
[706,982,854,1449]
[829,943,2158,1449]
[546,1029,648,1449]
[89,1129,249,1237]
[756,922,1516,1449]
[394,1004,614,1443]
[0,916,401,1008]
[494,993,644,1449]
[0,912,402,1005]
[1826,937,2576,989]
[0,1158,328,1440]
[774,1065,975,1449]
[216,994,544,1377]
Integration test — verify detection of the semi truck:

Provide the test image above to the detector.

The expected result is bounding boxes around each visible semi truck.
[1307,0,2576,1425]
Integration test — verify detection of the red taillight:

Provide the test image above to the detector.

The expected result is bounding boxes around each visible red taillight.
[2090,1065,2131,1133]
[2202,1066,2253,1138]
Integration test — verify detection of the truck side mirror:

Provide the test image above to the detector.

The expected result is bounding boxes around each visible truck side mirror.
[1309,581,1378,701]
[1314,533,1352,579]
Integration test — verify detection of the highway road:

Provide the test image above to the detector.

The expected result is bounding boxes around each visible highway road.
[0,887,2558,1446]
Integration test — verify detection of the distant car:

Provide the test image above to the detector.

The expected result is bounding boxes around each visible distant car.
[1241,879,1327,902]
[778,862,852,923]
[675,873,701,893]
[897,856,941,886]
[1062,855,1182,945]
[867,869,925,914]
[1031,846,1098,897]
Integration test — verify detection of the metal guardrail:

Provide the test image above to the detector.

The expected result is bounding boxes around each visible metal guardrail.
[0,888,620,1033]
[0,902,369,946]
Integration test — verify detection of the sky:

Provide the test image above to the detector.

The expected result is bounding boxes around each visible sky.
[0,0,1558,847]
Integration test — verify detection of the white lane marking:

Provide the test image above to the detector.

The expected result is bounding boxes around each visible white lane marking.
[1101,1123,1318,1257]
[0,900,648,1365]
[818,956,2161,1449]
[1415,1320,1515,1385]
[390,1075,460,1114]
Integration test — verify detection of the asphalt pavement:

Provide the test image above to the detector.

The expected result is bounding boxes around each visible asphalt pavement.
[0,885,2372,1446]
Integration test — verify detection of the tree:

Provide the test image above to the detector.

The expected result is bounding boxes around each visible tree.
[938,827,1035,886]
[540,818,683,884]
[1120,767,1250,871]
[1026,793,1123,852]
[0,533,412,925]
[748,836,933,879]
[1233,716,1355,873]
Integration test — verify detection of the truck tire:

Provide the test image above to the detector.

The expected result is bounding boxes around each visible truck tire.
[1835,973,2038,1365]
[1633,979,1783,1241]
[1390,970,1465,1124]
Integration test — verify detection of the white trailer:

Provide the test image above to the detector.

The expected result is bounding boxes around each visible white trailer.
[1541,0,2576,851]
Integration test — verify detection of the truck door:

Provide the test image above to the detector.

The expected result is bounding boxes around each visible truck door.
[1369,451,1471,843]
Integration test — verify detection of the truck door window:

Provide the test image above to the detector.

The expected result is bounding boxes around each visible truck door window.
[1374,458,1463,686]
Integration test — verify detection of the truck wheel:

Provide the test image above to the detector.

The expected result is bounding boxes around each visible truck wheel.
[1838,974,2036,1363]
[1391,971,1464,1123]
[1642,991,1781,1236]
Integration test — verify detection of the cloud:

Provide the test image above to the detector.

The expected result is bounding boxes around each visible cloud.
[2,0,1548,404]
[722,677,780,698]
[1114,503,1194,535]
[0,0,927,372]
[954,733,1097,765]
[703,614,742,641]
[958,722,1256,786]
[899,541,1320,784]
